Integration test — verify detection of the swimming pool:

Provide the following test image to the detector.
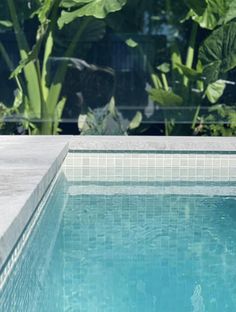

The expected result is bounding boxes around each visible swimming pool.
[0,148,236,312]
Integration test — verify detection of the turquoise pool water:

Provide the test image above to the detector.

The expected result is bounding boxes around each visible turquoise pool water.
[0,174,236,312]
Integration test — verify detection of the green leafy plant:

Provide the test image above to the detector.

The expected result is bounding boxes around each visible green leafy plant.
[0,89,22,133]
[0,0,127,134]
[58,0,127,27]
[78,97,142,135]
[146,0,236,135]
[195,104,236,136]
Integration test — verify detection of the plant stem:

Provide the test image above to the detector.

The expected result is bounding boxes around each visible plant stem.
[7,0,42,118]
[161,73,169,91]
[192,105,201,130]
[41,0,61,98]
[184,21,198,86]
[7,0,30,57]
[165,0,183,69]
[42,18,91,134]
[186,22,198,68]
[35,60,49,133]
[0,41,14,70]
[40,0,63,134]
[151,74,162,89]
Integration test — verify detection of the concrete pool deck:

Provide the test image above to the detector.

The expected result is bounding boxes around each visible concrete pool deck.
[0,136,236,273]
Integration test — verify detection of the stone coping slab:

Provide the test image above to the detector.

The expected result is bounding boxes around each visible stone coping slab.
[69,136,236,152]
[0,136,70,272]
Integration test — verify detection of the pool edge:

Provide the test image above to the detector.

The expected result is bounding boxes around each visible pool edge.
[0,137,71,272]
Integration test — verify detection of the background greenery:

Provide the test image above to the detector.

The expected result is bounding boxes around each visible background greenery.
[0,0,236,135]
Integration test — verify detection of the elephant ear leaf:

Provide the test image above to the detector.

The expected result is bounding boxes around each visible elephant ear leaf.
[175,63,202,81]
[223,0,236,24]
[58,0,127,28]
[157,63,170,74]
[199,22,236,84]
[184,0,228,30]
[148,89,183,107]
[205,80,226,103]
[128,112,142,130]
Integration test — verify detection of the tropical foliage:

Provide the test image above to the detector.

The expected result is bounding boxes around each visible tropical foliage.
[79,98,142,135]
[0,0,127,134]
[1,0,236,136]
[146,0,236,135]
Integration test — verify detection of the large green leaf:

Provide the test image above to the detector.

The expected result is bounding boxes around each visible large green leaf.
[175,63,202,81]
[199,22,236,83]
[58,0,127,28]
[223,0,236,23]
[205,80,226,103]
[128,111,142,130]
[185,0,228,30]
[11,20,49,77]
[157,63,170,74]
[7,0,42,118]
[149,89,183,107]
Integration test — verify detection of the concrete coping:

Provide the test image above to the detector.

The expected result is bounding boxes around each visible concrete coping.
[0,136,71,273]
[69,136,236,152]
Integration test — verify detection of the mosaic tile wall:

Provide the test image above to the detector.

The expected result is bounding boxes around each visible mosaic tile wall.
[63,152,236,182]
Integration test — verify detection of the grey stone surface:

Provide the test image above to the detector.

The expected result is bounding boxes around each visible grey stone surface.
[0,136,70,271]
[70,136,236,151]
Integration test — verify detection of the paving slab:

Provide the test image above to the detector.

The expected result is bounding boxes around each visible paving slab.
[0,136,70,271]
[70,136,236,151]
